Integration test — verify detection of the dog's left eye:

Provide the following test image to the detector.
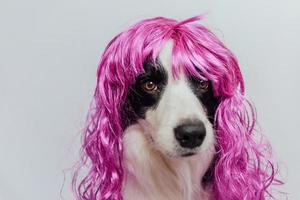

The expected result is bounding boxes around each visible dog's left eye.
[142,81,159,93]
[189,76,210,93]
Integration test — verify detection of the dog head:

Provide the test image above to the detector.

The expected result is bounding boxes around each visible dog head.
[122,41,219,158]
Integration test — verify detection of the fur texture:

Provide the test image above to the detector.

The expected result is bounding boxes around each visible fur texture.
[72,16,281,200]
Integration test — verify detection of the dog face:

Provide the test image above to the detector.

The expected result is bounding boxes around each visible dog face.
[122,41,219,157]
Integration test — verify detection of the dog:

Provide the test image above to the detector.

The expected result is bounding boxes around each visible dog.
[73,16,281,200]
[121,40,216,200]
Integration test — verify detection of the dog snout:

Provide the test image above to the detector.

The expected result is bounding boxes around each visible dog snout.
[174,121,206,149]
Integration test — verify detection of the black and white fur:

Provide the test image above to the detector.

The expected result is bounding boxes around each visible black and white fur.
[121,41,219,200]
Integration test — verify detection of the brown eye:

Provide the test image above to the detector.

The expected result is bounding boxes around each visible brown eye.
[143,81,158,92]
[198,80,209,91]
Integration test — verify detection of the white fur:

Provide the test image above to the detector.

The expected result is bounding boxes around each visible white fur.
[122,41,215,200]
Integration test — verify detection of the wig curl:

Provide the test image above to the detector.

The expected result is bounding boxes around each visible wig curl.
[73,16,281,200]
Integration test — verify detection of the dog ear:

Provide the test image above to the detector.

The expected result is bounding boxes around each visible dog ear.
[212,92,280,199]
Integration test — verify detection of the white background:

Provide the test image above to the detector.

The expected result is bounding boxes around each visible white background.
[0,0,299,199]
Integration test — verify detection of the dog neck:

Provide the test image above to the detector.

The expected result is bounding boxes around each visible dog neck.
[122,124,214,200]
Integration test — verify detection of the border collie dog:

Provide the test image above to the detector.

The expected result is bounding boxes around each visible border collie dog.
[73,16,281,200]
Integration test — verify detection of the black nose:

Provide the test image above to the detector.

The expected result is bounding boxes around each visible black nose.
[174,121,206,149]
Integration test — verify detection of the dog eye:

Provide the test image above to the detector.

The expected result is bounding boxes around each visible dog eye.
[143,81,158,93]
[197,80,209,91]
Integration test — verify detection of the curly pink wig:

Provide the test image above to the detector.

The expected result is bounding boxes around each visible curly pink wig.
[73,16,281,200]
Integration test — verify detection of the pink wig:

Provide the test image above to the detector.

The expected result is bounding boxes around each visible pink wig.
[73,16,281,200]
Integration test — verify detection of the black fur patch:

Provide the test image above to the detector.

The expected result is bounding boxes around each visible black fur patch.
[121,60,168,129]
[188,76,219,124]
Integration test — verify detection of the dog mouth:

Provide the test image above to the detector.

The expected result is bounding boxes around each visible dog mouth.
[181,152,196,157]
